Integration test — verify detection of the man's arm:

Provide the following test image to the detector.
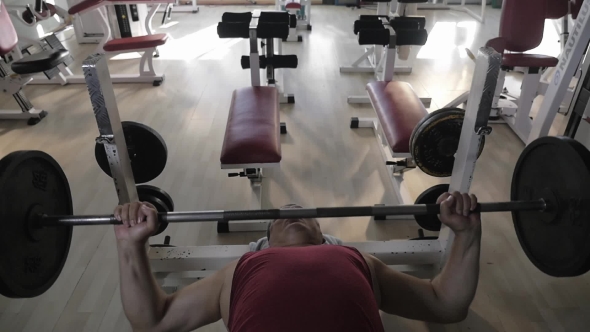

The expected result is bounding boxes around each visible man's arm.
[369,192,481,323]
[114,202,227,332]
[117,242,227,332]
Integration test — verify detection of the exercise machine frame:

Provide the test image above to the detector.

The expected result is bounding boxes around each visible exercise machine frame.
[25,0,172,86]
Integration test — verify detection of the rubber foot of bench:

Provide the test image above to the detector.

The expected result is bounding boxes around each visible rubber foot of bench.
[298,35,303,42]
[280,122,287,134]
[350,117,359,129]
[374,215,386,221]
[288,96,295,104]
[153,80,163,87]
[307,25,312,31]
[217,221,229,233]
[27,111,48,126]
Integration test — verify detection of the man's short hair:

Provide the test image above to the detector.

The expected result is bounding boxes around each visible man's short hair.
[267,204,304,241]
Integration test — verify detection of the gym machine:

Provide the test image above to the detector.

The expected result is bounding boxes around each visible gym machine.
[0,0,72,124]
[217,10,298,105]
[340,0,427,76]
[22,0,172,86]
[446,0,587,144]
[276,0,311,34]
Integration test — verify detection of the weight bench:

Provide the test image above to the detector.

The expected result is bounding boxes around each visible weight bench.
[276,0,311,32]
[218,86,287,233]
[54,0,174,86]
[351,80,428,207]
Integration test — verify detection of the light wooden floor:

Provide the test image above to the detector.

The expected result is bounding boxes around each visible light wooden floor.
[0,5,585,332]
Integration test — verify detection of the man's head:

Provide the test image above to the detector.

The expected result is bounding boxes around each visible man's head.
[267,204,323,247]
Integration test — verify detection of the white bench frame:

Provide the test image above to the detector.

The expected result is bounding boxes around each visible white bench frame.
[247,10,296,104]
[346,24,431,108]
[340,1,417,76]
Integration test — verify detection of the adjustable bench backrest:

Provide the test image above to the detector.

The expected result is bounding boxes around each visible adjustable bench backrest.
[499,0,546,53]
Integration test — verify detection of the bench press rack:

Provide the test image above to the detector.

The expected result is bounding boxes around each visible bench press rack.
[164,48,500,293]
[80,38,503,304]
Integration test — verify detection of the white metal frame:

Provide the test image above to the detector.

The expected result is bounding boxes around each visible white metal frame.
[416,0,486,23]
[220,168,268,233]
[528,0,590,143]
[340,2,414,75]
[26,0,172,85]
[0,72,48,123]
[157,0,198,14]
[348,28,432,108]
[352,117,416,210]
[249,10,295,104]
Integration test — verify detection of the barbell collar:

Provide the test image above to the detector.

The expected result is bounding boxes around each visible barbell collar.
[38,200,546,227]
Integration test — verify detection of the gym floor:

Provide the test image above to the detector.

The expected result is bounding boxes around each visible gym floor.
[0,4,582,332]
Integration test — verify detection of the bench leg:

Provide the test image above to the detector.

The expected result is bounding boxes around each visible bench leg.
[350,116,417,218]
[279,93,295,104]
[217,169,270,233]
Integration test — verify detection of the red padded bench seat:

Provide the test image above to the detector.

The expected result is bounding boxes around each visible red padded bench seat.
[367,81,428,154]
[502,54,558,68]
[103,34,169,52]
[220,87,281,165]
[285,0,302,9]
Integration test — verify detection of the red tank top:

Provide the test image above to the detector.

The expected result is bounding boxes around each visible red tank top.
[228,245,384,332]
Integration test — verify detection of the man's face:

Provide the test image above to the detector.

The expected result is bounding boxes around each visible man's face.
[268,205,323,247]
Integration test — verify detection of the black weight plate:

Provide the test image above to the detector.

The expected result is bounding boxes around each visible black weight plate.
[410,108,485,177]
[414,184,449,231]
[0,151,73,298]
[410,108,458,154]
[137,185,174,212]
[95,121,167,184]
[512,136,590,277]
[137,186,171,236]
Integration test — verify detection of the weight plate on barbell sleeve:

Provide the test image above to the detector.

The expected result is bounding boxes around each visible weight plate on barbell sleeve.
[512,136,590,277]
[137,185,174,236]
[0,151,73,298]
[414,184,449,231]
[95,121,168,184]
[137,185,174,212]
[410,108,485,177]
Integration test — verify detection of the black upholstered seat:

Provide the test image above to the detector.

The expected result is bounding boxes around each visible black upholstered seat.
[11,49,70,75]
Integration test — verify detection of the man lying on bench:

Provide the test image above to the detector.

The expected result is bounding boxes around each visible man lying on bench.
[113,193,480,331]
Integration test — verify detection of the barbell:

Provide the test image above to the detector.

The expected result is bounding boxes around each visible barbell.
[1,136,590,300]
